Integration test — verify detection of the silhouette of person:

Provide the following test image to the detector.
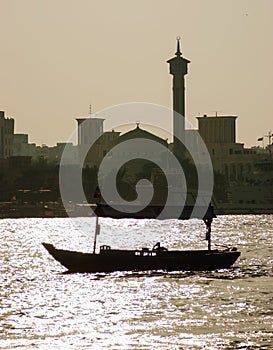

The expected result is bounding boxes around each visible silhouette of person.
[152,242,167,251]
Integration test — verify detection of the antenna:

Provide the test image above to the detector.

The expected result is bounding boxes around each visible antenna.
[211,110,222,117]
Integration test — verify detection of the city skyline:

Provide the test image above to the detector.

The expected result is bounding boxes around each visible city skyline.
[0,0,272,147]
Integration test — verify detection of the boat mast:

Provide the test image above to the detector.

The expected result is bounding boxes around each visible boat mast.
[93,186,101,254]
[93,215,100,254]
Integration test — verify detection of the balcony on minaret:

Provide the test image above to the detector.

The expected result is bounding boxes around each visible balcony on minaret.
[167,37,190,76]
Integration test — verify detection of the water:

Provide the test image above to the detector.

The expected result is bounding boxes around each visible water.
[0,215,272,349]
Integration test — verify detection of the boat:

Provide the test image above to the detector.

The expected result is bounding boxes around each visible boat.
[42,242,240,273]
[42,207,241,273]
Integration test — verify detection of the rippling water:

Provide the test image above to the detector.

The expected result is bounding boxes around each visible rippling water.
[0,215,272,349]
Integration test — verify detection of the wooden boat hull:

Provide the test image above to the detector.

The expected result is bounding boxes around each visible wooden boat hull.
[42,243,240,273]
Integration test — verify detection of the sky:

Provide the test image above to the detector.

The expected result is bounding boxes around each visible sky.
[0,0,272,147]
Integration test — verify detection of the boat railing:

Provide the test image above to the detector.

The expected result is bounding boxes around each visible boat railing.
[135,248,157,257]
[100,245,111,252]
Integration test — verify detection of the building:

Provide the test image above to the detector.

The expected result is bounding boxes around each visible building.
[76,117,104,146]
[12,133,78,164]
[82,130,121,168]
[0,111,14,158]
[13,134,37,158]
[167,37,190,157]
[111,123,168,166]
[197,115,237,144]
[197,114,260,182]
[76,115,120,168]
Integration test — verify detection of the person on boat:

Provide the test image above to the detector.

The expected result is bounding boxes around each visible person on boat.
[204,217,212,251]
[152,242,168,251]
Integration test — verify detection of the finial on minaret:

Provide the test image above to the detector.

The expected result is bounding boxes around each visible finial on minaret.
[175,36,182,57]
[89,104,92,118]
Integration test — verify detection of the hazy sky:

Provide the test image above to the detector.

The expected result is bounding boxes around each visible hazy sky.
[0,0,272,147]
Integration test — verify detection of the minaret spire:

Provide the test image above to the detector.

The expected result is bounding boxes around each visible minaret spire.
[167,37,190,158]
[175,36,182,57]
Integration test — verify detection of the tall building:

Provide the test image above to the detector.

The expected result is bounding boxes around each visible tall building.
[167,37,190,156]
[76,117,104,146]
[76,115,121,167]
[196,114,259,181]
[197,115,237,144]
[0,111,14,158]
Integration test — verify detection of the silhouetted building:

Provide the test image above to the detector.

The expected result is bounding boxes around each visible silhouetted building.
[0,111,14,158]
[83,130,120,168]
[34,142,77,163]
[167,37,190,156]
[76,117,104,145]
[197,115,237,143]
[13,134,37,158]
[112,123,168,164]
[197,114,262,181]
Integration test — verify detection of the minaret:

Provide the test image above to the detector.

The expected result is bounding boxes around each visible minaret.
[167,37,190,157]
